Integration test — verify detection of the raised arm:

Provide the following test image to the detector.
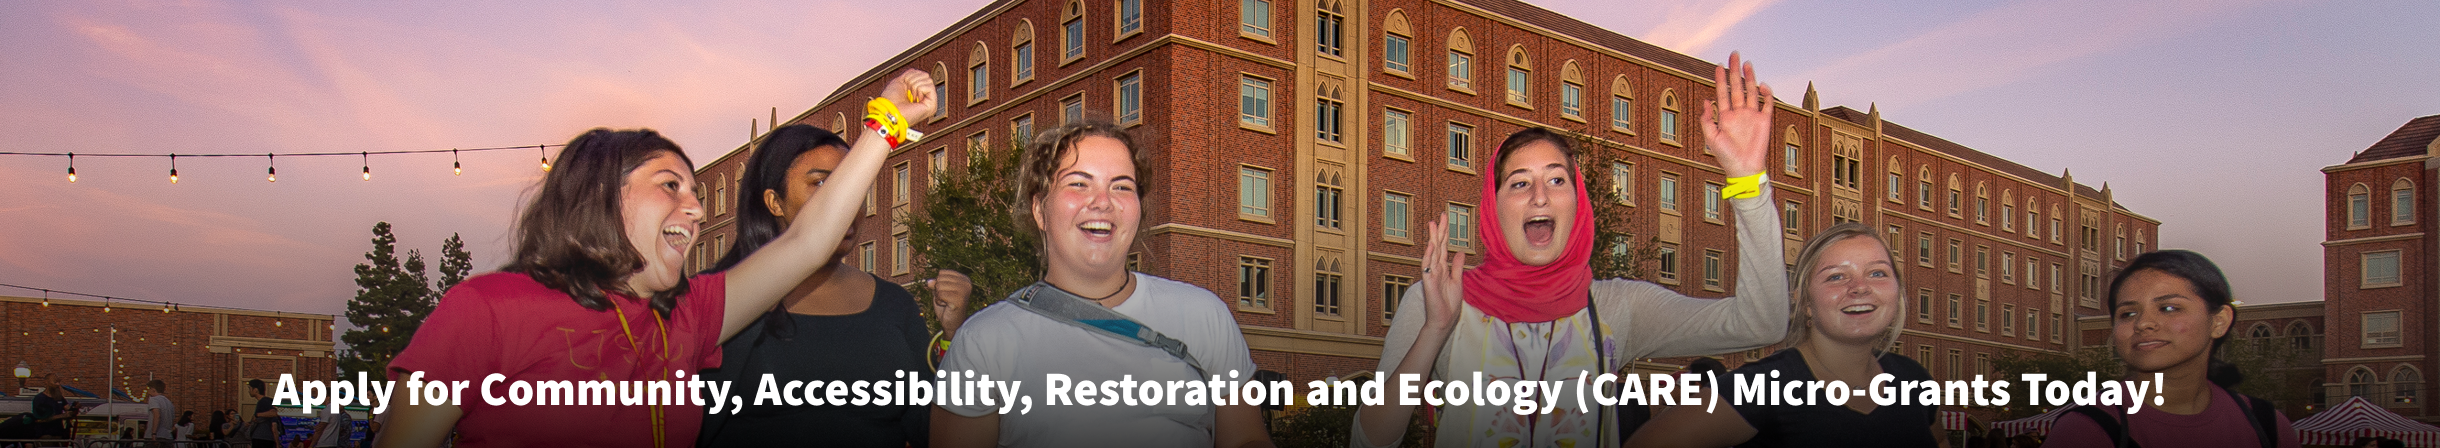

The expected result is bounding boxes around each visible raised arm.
[721,69,939,341]
[1602,52,1790,359]
[1350,215,1465,447]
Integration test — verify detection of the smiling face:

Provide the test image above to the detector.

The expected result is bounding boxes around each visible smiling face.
[769,145,856,261]
[1029,136,1140,278]
[1801,236,1902,345]
[2110,269,2232,375]
[1494,141,1579,266]
[618,150,705,295]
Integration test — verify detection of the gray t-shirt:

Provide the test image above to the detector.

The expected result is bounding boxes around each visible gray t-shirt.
[146,395,176,439]
[940,272,1260,447]
[314,409,349,447]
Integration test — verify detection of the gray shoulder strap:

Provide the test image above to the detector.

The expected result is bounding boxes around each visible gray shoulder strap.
[1007,281,1206,376]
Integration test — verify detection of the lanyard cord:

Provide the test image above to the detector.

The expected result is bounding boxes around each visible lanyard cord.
[609,299,672,448]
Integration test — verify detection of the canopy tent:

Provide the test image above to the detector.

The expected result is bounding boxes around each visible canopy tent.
[1941,410,1975,431]
[55,385,99,399]
[1992,405,2077,437]
[2293,396,2440,447]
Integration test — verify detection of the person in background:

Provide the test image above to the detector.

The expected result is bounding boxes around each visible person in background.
[2041,250,2298,448]
[308,406,348,448]
[208,410,228,442]
[250,379,280,448]
[144,379,177,442]
[176,410,196,441]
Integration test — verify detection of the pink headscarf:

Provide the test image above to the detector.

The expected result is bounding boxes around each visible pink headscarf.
[1460,140,1598,323]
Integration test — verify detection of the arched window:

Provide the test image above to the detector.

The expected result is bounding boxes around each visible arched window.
[2288,320,2316,350]
[1504,45,1532,106]
[1610,75,1633,133]
[1559,60,1585,119]
[1382,9,1412,74]
[1946,173,1963,217]
[2349,183,2371,229]
[928,62,950,121]
[1975,182,1991,224]
[1061,0,1087,63]
[1784,125,1805,177]
[2393,178,2416,226]
[1887,157,1904,203]
[968,42,990,104]
[2001,190,2017,232]
[1314,80,1345,143]
[1012,20,1037,83]
[2026,197,2041,238]
[2392,366,2421,405]
[1446,28,1474,92]
[1917,166,1934,210]
[1315,0,1345,57]
[1659,89,1681,142]
[2349,367,2377,398]
[2247,323,2274,339]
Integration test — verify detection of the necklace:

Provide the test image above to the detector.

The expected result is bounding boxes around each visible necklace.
[1055,272,1136,304]
[609,298,671,448]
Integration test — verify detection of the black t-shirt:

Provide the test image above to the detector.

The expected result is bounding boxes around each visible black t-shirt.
[252,396,276,440]
[696,276,932,448]
[1730,348,1939,448]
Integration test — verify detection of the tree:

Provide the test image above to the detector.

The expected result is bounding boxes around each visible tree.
[1571,130,1664,282]
[337,223,469,378]
[906,138,1042,330]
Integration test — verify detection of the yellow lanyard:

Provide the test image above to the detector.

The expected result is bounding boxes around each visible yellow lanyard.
[609,298,671,448]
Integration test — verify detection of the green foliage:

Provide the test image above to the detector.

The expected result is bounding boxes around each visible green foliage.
[1269,404,1432,448]
[338,223,470,378]
[2225,336,2319,409]
[907,138,1043,329]
[1571,130,1662,282]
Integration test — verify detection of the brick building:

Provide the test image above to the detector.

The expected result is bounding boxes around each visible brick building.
[0,294,337,416]
[687,0,2155,400]
[2317,114,2440,420]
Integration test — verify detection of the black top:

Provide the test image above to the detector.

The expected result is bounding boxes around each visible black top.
[252,397,276,440]
[696,275,932,448]
[1730,348,1939,448]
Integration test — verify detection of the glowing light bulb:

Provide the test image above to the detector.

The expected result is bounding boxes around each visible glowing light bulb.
[362,167,372,181]
[67,167,76,183]
[453,161,463,176]
[541,158,552,172]
[267,154,277,182]
[169,169,179,184]
[267,167,277,183]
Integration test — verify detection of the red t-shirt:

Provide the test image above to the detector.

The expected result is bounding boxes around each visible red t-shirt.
[2043,384,2299,448]
[389,272,727,448]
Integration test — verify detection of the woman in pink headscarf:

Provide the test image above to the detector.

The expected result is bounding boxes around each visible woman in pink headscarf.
[1350,53,1789,448]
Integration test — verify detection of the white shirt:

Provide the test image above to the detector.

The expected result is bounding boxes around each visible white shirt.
[315,409,349,447]
[941,272,1259,447]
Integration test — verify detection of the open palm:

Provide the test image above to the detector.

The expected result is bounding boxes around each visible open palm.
[1702,52,1774,178]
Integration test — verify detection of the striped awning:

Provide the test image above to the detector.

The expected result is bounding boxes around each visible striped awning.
[2293,396,2440,447]
[1942,410,1974,431]
[1992,405,2076,437]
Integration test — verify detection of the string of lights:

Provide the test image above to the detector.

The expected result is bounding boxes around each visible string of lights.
[0,282,323,317]
[0,143,561,183]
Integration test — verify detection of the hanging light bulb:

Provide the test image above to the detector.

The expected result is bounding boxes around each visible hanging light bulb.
[538,145,551,172]
[102,297,111,313]
[162,302,172,313]
[361,152,372,181]
[452,148,463,176]
[66,153,77,183]
[168,154,179,184]
[40,289,49,307]
[266,154,277,182]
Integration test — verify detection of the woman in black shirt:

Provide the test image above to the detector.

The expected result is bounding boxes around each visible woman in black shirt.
[1627,223,1942,448]
[694,124,966,447]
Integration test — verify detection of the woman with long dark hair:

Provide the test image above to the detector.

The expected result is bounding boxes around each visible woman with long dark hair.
[692,124,961,447]
[1352,52,1789,447]
[2041,250,2299,448]
[377,70,938,448]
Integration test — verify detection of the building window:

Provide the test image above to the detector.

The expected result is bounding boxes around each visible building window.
[1238,256,1273,309]
[1447,123,1474,170]
[1916,232,1934,267]
[1611,76,1634,133]
[2349,183,2371,229]
[1887,225,1904,257]
[1946,176,1962,217]
[1916,289,1934,324]
[2026,307,2042,341]
[1946,349,1963,380]
[1787,141,1805,178]
[1384,108,1413,159]
[893,163,911,206]
[968,43,990,104]
[1610,162,1634,204]
[2001,252,2016,284]
[1061,94,1085,125]
[2025,257,2040,290]
[1447,29,1473,91]
[1240,76,1273,128]
[2393,367,2422,405]
[1657,244,1680,283]
[2394,179,2417,226]
[1975,299,1990,332]
[1116,71,1143,125]
[1975,246,1989,278]
[1831,149,1861,190]
[892,233,911,275]
[2052,311,2064,343]
[1659,90,1681,143]
[1316,86,1345,143]
[1012,114,1035,142]
[1116,0,1142,36]
[1013,22,1036,83]
[1917,173,1934,210]
[1975,185,1990,224]
[1315,257,1343,317]
[1783,201,1802,235]
[2051,216,2063,244]
[1383,274,1413,321]
[1238,166,1272,219]
[1660,174,1680,212]
[1384,192,1413,240]
[1240,0,1272,39]
[1383,27,1412,73]
[2002,304,2017,336]
[1703,182,1723,222]
[1887,158,1904,202]
[1449,203,1475,249]
[2364,310,2401,347]
[1315,2,1344,57]
[1505,47,1531,107]
[2364,250,2402,288]
[1918,345,1936,373]
[1315,171,1344,230]
[1947,239,1963,273]
[1702,249,1724,291]
[928,149,947,189]
[1560,65,1584,119]
[859,241,876,271]
[2050,263,2063,293]
[1061,1,1086,62]
[1946,294,1962,328]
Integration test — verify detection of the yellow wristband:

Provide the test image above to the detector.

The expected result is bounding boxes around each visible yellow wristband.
[1721,172,1767,199]
[865,98,922,145]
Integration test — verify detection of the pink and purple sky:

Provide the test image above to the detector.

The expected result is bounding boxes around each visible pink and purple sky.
[3,1,2435,330]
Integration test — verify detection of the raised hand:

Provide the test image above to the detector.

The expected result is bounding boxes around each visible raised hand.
[1418,213,1465,331]
[882,69,939,124]
[929,269,973,336]
[1701,51,1774,178]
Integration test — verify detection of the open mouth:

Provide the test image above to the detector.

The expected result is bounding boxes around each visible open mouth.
[662,225,693,250]
[1839,304,1877,315]
[1522,216,1556,245]
[1079,220,1115,238]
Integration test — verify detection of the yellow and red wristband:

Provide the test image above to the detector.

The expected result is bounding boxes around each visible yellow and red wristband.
[863,97,923,149]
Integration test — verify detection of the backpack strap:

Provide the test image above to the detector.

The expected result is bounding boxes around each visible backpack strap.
[1007,281,1206,376]
[2232,393,2281,448]
[2067,406,2141,448]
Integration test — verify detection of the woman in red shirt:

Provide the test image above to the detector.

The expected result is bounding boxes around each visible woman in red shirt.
[2042,251,2299,448]
[377,70,937,448]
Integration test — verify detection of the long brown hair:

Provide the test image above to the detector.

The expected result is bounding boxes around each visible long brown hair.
[504,128,694,317]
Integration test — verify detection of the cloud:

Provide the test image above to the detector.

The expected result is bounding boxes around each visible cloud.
[1790,0,2275,108]
[1635,0,1778,55]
